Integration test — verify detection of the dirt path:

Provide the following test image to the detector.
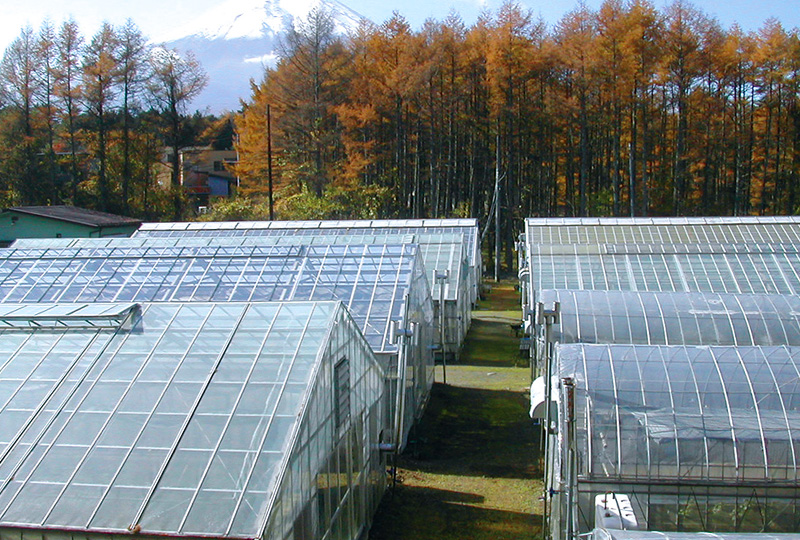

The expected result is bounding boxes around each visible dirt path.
[368,281,542,539]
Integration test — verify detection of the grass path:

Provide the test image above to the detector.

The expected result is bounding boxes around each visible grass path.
[368,281,542,539]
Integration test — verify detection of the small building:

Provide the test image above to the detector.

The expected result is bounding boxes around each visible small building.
[157,147,238,208]
[0,206,141,246]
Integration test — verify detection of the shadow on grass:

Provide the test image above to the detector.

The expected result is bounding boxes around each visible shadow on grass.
[459,318,528,368]
[404,383,540,479]
[369,483,540,540]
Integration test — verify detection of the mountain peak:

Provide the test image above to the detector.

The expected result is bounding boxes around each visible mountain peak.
[160,0,368,112]
[158,0,365,43]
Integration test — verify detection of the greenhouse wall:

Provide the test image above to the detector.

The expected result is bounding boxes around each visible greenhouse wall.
[261,302,387,540]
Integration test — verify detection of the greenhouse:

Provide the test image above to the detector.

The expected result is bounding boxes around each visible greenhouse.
[134,220,479,357]
[135,218,483,307]
[591,531,800,540]
[65,232,472,360]
[0,238,434,450]
[524,216,800,246]
[546,343,800,539]
[519,217,800,319]
[530,290,800,367]
[0,300,387,540]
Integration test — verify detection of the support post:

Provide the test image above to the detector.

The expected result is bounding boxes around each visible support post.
[435,270,449,384]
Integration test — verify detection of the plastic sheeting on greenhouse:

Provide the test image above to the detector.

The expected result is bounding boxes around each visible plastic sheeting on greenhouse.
[548,343,800,537]
[519,218,800,318]
[134,218,482,306]
[0,238,434,450]
[538,290,800,347]
[591,530,800,540]
[0,301,386,540]
[524,216,800,246]
[525,244,800,296]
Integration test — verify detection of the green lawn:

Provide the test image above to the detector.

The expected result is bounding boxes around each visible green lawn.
[368,281,542,539]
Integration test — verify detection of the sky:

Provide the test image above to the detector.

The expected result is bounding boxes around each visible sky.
[2,0,798,54]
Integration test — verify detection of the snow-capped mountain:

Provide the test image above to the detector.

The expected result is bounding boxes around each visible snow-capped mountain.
[159,0,367,113]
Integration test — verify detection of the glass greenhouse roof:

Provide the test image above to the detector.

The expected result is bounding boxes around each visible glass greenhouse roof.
[0,301,356,538]
[525,217,800,246]
[418,242,464,301]
[542,290,800,347]
[0,242,429,354]
[134,219,481,299]
[15,234,467,304]
[137,218,477,233]
[557,343,800,485]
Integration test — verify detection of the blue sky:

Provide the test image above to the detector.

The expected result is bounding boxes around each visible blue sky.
[2,0,797,53]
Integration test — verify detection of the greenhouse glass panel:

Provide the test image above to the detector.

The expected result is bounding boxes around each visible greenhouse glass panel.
[0,241,433,356]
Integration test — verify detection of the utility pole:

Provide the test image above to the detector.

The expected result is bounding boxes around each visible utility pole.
[267,104,274,221]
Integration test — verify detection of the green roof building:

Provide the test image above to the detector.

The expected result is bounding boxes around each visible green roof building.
[0,206,141,246]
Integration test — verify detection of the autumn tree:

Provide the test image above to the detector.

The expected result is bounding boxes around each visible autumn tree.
[148,46,208,218]
[82,23,120,210]
[275,8,350,196]
[37,20,59,198]
[0,26,44,204]
[117,19,149,212]
[661,0,707,214]
[555,3,598,216]
[54,18,84,202]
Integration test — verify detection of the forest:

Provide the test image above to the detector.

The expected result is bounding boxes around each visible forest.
[0,19,214,219]
[2,0,800,266]
[235,0,800,267]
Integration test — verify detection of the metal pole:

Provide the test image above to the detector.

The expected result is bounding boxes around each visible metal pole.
[564,377,577,540]
[436,270,449,384]
[494,132,501,282]
[267,103,274,221]
[540,301,560,540]
[392,321,409,487]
